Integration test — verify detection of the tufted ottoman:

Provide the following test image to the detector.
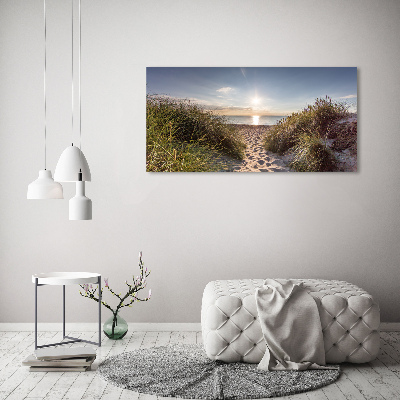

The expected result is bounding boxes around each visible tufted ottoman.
[201,279,380,364]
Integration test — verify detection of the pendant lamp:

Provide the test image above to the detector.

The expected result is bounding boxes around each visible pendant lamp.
[27,0,63,200]
[69,171,92,220]
[54,0,92,220]
[54,145,91,182]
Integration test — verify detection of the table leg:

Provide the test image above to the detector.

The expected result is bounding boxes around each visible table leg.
[33,276,102,348]
[98,276,102,347]
[63,285,66,338]
[35,278,38,350]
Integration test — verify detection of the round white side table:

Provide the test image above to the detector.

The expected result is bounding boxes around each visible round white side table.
[32,272,102,349]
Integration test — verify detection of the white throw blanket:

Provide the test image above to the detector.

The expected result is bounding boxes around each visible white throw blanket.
[255,279,335,371]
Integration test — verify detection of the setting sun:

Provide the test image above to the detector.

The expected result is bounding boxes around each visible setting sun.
[252,97,261,105]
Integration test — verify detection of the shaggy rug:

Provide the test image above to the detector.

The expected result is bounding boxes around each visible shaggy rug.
[98,344,340,399]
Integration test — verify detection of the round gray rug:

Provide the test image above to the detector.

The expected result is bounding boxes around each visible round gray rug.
[98,344,340,399]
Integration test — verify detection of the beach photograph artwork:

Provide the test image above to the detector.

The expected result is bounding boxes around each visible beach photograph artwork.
[146,67,357,172]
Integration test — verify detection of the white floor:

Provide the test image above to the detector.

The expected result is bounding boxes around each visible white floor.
[0,330,399,400]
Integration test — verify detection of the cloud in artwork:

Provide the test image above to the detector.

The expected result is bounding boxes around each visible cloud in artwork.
[214,106,251,111]
[209,106,271,116]
[339,94,357,99]
[216,87,234,93]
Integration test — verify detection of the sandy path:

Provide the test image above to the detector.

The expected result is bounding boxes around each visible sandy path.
[217,125,292,172]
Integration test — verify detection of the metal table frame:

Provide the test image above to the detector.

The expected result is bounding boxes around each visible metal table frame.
[34,275,102,349]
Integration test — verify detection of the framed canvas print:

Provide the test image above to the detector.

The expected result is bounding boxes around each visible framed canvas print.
[146,67,357,172]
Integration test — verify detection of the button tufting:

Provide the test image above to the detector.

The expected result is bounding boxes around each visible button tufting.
[202,278,380,364]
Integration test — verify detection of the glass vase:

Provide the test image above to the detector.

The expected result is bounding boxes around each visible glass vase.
[103,312,128,340]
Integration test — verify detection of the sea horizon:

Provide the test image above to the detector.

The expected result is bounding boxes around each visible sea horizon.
[223,115,288,125]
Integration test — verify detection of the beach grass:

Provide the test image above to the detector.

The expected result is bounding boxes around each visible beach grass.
[289,132,336,172]
[263,96,350,172]
[146,95,246,172]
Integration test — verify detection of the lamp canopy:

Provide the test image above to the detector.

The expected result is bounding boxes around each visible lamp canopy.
[27,170,63,199]
[54,145,91,182]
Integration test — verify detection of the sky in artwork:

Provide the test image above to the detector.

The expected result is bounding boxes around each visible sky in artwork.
[146,67,357,116]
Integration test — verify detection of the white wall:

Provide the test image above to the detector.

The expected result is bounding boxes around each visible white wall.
[1,0,399,323]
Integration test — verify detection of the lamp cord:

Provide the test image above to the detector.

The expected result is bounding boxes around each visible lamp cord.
[71,0,74,147]
[79,0,82,153]
[44,0,47,170]
[73,0,84,175]
[78,0,84,174]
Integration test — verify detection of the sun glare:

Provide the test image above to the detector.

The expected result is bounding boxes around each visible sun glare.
[252,116,260,125]
[252,97,261,105]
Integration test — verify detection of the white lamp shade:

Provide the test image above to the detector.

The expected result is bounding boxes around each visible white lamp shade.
[27,170,64,199]
[54,145,91,182]
[69,181,92,220]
